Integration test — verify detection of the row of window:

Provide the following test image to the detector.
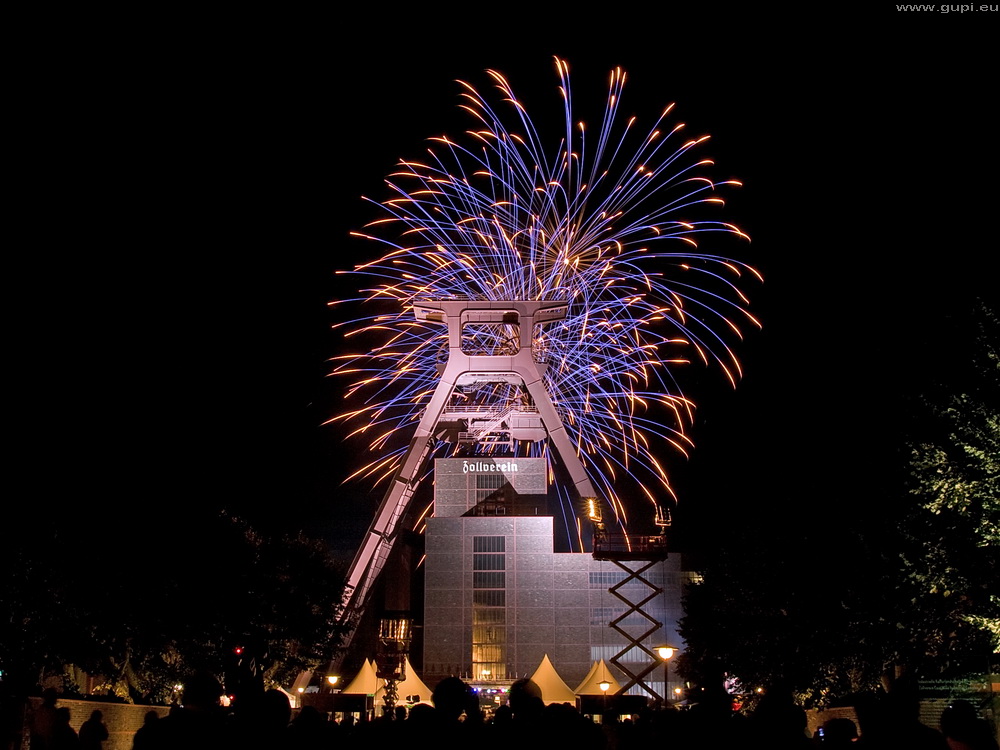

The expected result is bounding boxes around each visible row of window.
[473,535,506,553]
[590,645,667,662]
[474,572,505,588]
[588,571,680,586]
[473,553,505,570]
[589,607,668,627]
[473,537,507,678]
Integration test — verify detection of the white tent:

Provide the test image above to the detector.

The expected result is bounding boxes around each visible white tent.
[342,657,433,705]
[574,659,622,695]
[374,657,433,705]
[528,654,577,705]
[340,659,378,695]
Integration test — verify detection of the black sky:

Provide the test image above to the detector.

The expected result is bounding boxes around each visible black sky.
[16,14,996,562]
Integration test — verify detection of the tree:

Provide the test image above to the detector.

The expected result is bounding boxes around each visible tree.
[677,299,999,707]
[894,298,999,669]
[208,515,349,691]
[1,509,349,703]
[676,517,897,708]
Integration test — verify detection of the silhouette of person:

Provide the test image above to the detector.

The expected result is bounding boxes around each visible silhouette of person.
[817,717,859,746]
[542,701,605,749]
[507,677,545,722]
[393,701,434,743]
[497,678,546,749]
[154,671,233,750]
[430,676,483,744]
[855,676,948,749]
[431,676,472,723]
[677,680,748,747]
[131,710,160,750]
[235,688,292,749]
[30,688,60,749]
[940,700,999,750]
[338,713,357,742]
[51,706,79,749]
[79,709,109,750]
[286,704,336,748]
[746,680,812,749]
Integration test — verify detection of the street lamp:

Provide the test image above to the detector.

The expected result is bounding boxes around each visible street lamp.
[655,645,677,704]
[598,680,610,719]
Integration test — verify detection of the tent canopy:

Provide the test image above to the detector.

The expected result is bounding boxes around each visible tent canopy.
[529,654,577,705]
[374,657,433,704]
[340,659,378,695]
[574,660,622,696]
[341,657,433,705]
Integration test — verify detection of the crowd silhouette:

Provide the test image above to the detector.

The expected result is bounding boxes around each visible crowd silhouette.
[78,709,108,750]
[22,674,997,749]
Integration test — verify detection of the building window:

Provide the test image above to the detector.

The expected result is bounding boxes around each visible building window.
[589,570,671,586]
[473,589,507,607]
[474,572,505,588]
[590,606,664,627]
[474,536,506,553]
[472,535,507,680]
[473,553,505,570]
[475,475,506,502]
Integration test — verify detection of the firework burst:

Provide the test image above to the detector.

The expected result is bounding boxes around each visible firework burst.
[330,57,760,532]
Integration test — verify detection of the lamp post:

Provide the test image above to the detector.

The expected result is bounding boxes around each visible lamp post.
[598,679,610,719]
[656,645,676,705]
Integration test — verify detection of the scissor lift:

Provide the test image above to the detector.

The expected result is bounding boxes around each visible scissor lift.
[591,506,672,701]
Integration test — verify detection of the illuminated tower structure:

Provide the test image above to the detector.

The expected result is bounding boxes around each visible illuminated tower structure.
[339,297,584,626]
[338,297,692,698]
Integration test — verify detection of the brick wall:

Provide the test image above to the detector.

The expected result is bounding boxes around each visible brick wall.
[24,697,169,750]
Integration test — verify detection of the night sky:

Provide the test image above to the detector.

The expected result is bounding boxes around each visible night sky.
[16,15,995,566]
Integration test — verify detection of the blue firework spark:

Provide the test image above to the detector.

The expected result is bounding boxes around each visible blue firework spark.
[330,57,761,532]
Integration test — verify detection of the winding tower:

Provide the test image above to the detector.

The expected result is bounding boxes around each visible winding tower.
[337,297,674,701]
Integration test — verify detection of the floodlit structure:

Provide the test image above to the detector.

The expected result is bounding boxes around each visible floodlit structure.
[335,298,691,700]
[339,298,592,628]
[330,59,758,701]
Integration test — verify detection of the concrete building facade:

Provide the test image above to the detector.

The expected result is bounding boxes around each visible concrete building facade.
[422,458,694,694]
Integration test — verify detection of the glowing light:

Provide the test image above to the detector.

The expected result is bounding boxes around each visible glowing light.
[334,57,760,529]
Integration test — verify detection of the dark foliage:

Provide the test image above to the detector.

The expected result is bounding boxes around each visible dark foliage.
[677,298,999,707]
[1,508,348,702]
